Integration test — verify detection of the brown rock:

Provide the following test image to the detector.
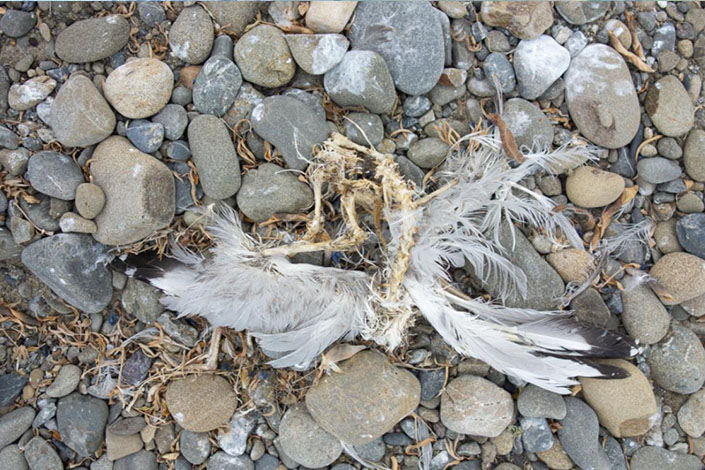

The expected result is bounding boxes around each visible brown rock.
[178,65,202,90]
[106,430,143,461]
[306,1,358,33]
[546,248,594,284]
[650,252,705,305]
[579,359,658,438]
[537,439,574,470]
[104,58,174,119]
[566,166,625,208]
[305,351,420,445]
[204,2,264,36]
[480,2,553,40]
[165,375,237,432]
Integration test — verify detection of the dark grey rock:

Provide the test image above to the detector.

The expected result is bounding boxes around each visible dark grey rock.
[156,312,198,347]
[126,120,164,154]
[211,35,234,60]
[207,452,255,470]
[555,1,609,25]
[0,373,28,408]
[517,384,566,419]
[395,155,425,188]
[0,147,29,175]
[21,234,112,314]
[169,161,201,214]
[0,10,36,38]
[0,126,19,149]
[520,417,553,453]
[677,213,705,259]
[278,404,342,467]
[349,2,445,95]
[637,157,682,184]
[281,88,326,122]
[407,138,449,169]
[251,95,330,171]
[418,369,445,401]
[193,57,243,116]
[170,6,214,64]
[138,2,166,26]
[27,151,84,200]
[55,16,130,63]
[483,53,516,93]
[630,446,704,470]
[658,137,683,160]
[188,114,241,199]
[0,191,6,213]
[611,147,637,178]
[384,432,414,446]
[107,417,147,436]
[120,349,152,387]
[0,228,23,261]
[114,450,157,470]
[344,112,383,147]
[236,163,313,223]
[514,35,570,100]
[171,86,192,106]
[403,96,432,118]
[181,430,211,465]
[502,98,554,151]
[324,50,396,115]
[352,438,386,462]
[649,325,705,394]
[0,67,10,116]
[153,104,188,141]
[24,437,63,470]
[254,454,279,470]
[57,393,108,457]
[0,407,36,449]
[604,436,627,470]
[0,445,28,470]
[165,140,191,161]
[653,22,677,56]
[558,397,610,470]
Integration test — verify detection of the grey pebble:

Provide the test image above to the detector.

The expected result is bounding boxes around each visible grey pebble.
[56,393,108,457]
[126,120,165,154]
[0,445,28,470]
[0,10,36,38]
[0,407,36,449]
[207,452,255,470]
[193,57,242,116]
[0,373,28,408]
[676,213,705,259]
[637,156,682,184]
[520,416,553,453]
[137,2,166,26]
[649,325,705,394]
[121,278,163,324]
[24,436,63,470]
[483,53,516,93]
[407,138,449,169]
[344,112,383,147]
[181,430,211,465]
[517,384,566,419]
[114,450,157,470]
[558,397,610,470]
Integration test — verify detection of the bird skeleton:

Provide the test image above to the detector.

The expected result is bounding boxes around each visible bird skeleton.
[121,129,640,394]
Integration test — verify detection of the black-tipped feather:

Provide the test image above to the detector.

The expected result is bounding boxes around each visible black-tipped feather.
[111,252,182,283]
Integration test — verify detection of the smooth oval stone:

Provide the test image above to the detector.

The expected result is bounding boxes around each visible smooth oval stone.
[278,404,343,467]
[27,151,84,200]
[677,213,705,260]
[50,75,116,148]
[21,234,113,313]
[0,407,36,449]
[645,75,695,137]
[650,252,705,305]
[649,325,705,394]
[637,156,682,184]
[565,44,640,149]
[566,166,625,208]
[234,24,296,88]
[169,5,214,64]
[285,34,349,75]
[187,115,241,199]
[193,56,242,116]
[480,2,553,40]
[514,35,570,100]
[55,16,130,63]
[165,375,237,432]
[555,1,609,25]
[104,58,174,119]
[0,9,36,38]
[56,393,109,457]
[203,1,263,36]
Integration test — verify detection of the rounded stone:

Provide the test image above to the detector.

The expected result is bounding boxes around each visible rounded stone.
[650,252,705,305]
[50,75,116,148]
[649,325,705,394]
[187,114,242,200]
[517,384,566,420]
[514,35,570,100]
[555,1,609,25]
[126,120,165,154]
[236,163,313,223]
[0,407,36,449]
[169,6,214,65]
[46,364,82,398]
[676,213,705,259]
[637,156,682,184]
[114,450,157,470]
[324,50,396,114]
[152,104,188,141]
[305,351,420,446]
[565,45,640,149]
[193,57,243,116]
[206,452,254,470]
[546,248,594,283]
[165,375,238,432]
[0,445,28,470]
[678,388,705,438]
[180,431,211,465]
[645,75,695,137]
[440,375,514,438]
[621,281,670,345]
[684,129,705,182]
[56,393,109,457]
[0,9,36,38]
[407,138,449,169]
[480,2,553,40]
[55,16,130,63]
[285,34,349,75]
[24,437,62,470]
[566,166,625,208]
[305,1,357,33]
[27,151,84,201]
[104,58,174,119]
[279,404,343,467]
[579,359,658,438]
[631,446,704,470]
[75,183,105,220]
[234,25,295,88]
[90,136,175,245]
[502,98,554,151]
